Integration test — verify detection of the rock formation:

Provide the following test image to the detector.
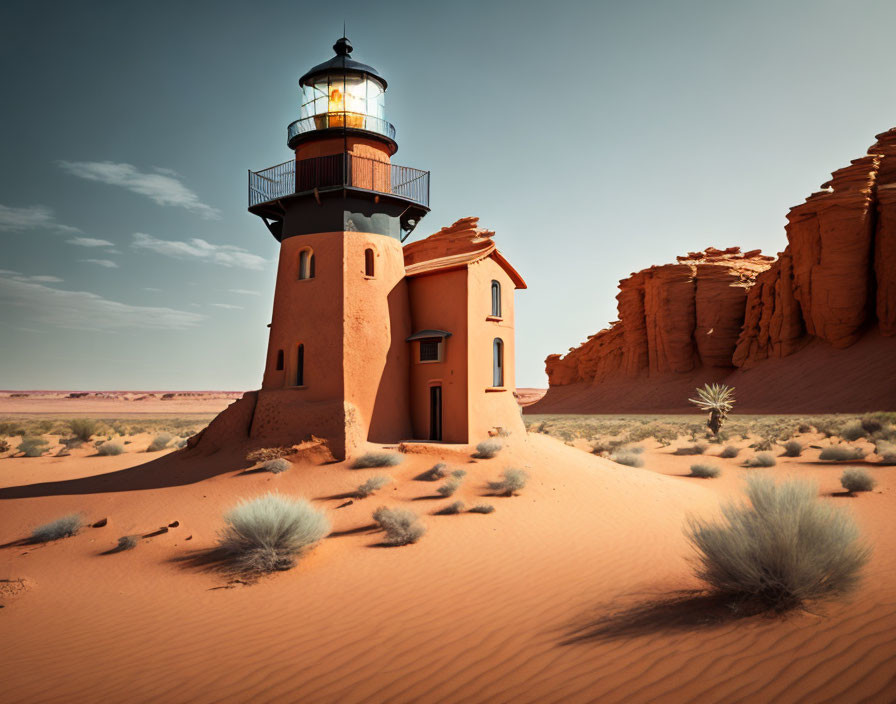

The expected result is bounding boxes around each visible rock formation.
[536,127,896,413]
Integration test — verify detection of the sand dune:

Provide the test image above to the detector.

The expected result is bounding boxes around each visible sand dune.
[1,432,894,703]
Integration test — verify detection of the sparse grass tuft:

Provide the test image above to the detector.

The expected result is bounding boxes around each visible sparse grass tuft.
[436,501,465,515]
[875,441,896,465]
[840,469,876,494]
[147,433,174,452]
[31,514,83,542]
[675,443,708,456]
[97,442,124,456]
[451,469,468,479]
[351,451,403,469]
[69,418,100,442]
[783,441,804,458]
[720,445,741,458]
[218,493,330,573]
[416,463,448,481]
[116,535,138,551]
[355,475,391,498]
[18,436,49,457]
[436,478,462,497]
[744,452,777,467]
[488,468,528,496]
[840,420,867,442]
[262,458,291,474]
[469,504,495,514]
[610,451,645,467]
[819,445,866,462]
[373,507,425,545]
[474,440,503,459]
[686,476,871,610]
[689,463,720,478]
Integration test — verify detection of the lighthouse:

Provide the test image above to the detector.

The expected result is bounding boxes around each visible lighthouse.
[226,36,525,461]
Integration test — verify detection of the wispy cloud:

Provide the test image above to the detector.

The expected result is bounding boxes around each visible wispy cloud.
[0,274,204,331]
[143,287,162,292]
[211,303,244,310]
[80,259,119,268]
[132,232,267,270]
[0,204,81,233]
[67,237,114,248]
[228,288,261,296]
[58,161,220,219]
[18,274,64,283]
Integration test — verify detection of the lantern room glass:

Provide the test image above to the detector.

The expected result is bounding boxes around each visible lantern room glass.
[301,73,386,130]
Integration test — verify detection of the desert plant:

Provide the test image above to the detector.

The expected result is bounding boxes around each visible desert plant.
[351,451,403,469]
[263,458,291,474]
[689,463,721,478]
[875,441,896,465]
[147,433,174,452]
[744,452,776,467]
[18,436,49,457]
[372,507,425,545]
[451,469,468,479]
[355,475,391,498]
[687,476,871,610]
[840,469,876,494]
[689,383,735,436]
[610,451,645,468]
[69,418,100,442]
[782,441,804,458]
[819,446,866,462]
[474,440,503,459]
[218,493,330,573]
[115,535,139,551]
[840,420,867,442]
[97,442,124,456]
[436,501,465,515]
[417,463,448,481]
[436,478,462,496]
[488,468,528,496]
[31,514,83,542]
[720,445,741,458]
[0,439,10,453]
[469,504,495,514]
[675,442,708,456]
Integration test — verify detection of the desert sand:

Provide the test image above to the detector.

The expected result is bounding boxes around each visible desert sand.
[1,414,894,703]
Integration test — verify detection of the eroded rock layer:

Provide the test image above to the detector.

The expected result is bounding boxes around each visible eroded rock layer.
[538,127,896,412]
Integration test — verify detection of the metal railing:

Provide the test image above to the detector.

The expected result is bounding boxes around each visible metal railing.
[287,113,396,144]
[249,153,429,209]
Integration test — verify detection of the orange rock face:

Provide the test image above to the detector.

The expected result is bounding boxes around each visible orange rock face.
[544,126,896,394]
[545,248,773,385]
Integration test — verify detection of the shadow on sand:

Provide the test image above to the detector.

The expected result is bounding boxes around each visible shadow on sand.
[0,449,252,500]
[560,591,764,645]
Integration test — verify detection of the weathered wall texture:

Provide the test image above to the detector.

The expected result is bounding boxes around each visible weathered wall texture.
[537,127,896,412]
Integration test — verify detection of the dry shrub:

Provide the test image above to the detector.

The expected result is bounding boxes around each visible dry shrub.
[69,418,100,442]
[218,493,330,573]
[351,452,403,469]
[488,468,528,496]
[610,451,645,468]
[675,443,708,456]
[686,476,870,610]
[840,469,876,494]
[720,445,741,458]
[31,514,83,542]
[355,475,390,498]
[744,452,776,468]
[782,441,804,458]
[262,458,291,474]
[819,446,866,462]
[436,501,465,515]
[436,478,462,497]
[474,440,503,459]
[469,504,495,514]
[689,463,720,478]
[18,436,49,457]
[97,442,124,456]
[373,507,425,545]
[147,433,173,452]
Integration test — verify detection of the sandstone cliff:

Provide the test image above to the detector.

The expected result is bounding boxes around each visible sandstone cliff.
[535,127,896,413]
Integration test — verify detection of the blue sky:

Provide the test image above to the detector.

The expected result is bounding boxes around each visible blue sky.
[2,0,896,389]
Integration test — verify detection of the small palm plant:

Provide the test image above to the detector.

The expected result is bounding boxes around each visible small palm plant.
[689,383,735,437]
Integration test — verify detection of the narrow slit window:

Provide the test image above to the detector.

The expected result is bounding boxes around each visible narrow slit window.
[491,280,501,317]
[296,344,305,386]
[275,349,284,371]
[365,248,375,277]
[493,338,504,387]
[298,248,315,280]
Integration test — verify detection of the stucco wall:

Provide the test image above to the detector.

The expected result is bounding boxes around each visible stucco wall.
[407,268,469,443]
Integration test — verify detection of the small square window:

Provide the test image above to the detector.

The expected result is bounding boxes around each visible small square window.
[419,339,441,362]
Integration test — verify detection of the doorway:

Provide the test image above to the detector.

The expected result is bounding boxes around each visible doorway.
[429,385,442,441]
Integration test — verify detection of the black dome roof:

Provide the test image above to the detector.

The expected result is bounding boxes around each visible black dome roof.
[299,37,387,89]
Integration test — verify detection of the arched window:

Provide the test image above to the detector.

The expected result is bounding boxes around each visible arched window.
[491,280,501,317]
[298,248,315,280]
[364,248,375,277]
[296,344,305,386]
[275,349,284,371]
[493,338,504,387]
